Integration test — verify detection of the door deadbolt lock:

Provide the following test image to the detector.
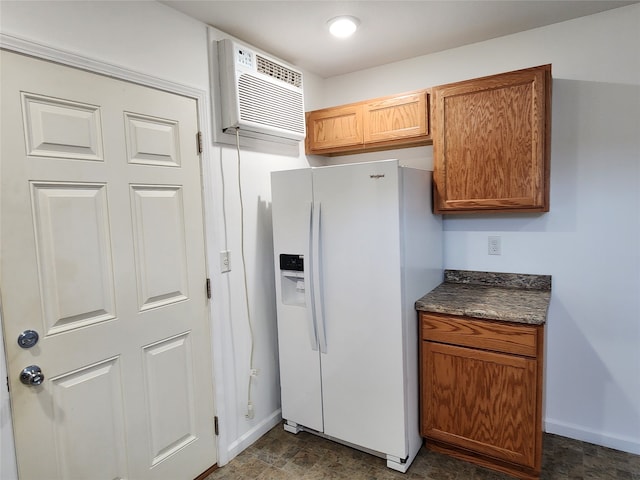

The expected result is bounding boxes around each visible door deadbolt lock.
[17,330,39,349]
[20,365,45,386]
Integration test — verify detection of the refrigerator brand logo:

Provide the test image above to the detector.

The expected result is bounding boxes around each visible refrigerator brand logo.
[369,174,385,179]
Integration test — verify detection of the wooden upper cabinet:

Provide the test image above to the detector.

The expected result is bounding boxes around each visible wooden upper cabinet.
[305,104,363,152]
[432,65,551,214]
[363,91,428,144]
[305,89,430,155]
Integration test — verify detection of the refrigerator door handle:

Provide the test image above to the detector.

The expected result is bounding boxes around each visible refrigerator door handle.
[305,202,319,351]
[312,201,328,354]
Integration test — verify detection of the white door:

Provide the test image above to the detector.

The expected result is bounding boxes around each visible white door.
[270,168,324,432]
[312,161,407,457]
[0,50,217,479]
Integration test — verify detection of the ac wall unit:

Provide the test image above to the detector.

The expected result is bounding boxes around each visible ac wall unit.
[217,38,305,142]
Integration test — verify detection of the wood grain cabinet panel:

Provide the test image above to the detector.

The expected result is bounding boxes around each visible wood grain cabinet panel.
[305,90,430,155]
[363,91,428,144]
[420,312,545,480]
[305,104,363,153]
[421,313,538,357]
[432,65,551,214]
[423,342,537,467]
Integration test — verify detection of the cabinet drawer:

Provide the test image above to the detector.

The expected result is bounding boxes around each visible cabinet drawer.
[421,313,539,357]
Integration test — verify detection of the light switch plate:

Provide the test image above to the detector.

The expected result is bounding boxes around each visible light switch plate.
[220,250,231,273]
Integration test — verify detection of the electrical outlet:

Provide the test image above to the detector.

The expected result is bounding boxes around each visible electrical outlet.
[220,250,231,273]
[488,236,501,255]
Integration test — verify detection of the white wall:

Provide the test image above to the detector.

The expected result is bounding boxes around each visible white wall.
[204,144,308,461]
[0,0,210,89]
[0,0,315,475]
[320,5,640,454]
[205,25,320,462]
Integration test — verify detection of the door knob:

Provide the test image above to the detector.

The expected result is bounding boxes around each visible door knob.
[17,329,39,349]
[20,365,45,386]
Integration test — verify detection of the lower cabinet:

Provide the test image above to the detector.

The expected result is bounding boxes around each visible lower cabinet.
[420,312,544,480]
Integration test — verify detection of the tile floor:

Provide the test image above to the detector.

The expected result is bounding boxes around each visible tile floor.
[205,423,640,480]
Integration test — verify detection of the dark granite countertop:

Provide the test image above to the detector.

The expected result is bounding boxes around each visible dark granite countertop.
[415,270,552,325]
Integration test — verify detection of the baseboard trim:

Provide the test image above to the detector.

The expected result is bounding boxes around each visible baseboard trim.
[225,409,283,462]
[545,419,640,455]
[194,463,218,480]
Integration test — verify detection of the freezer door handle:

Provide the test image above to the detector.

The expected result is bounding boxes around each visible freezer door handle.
[312,201,328,354]
[305,202,319,351]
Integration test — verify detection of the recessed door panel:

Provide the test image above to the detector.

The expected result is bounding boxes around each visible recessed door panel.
[22,92,104,160]
[143,333,196,466]
[130,185,189,311]
[125,112,181,167]
[31,182,116,334]
[50,357,127,479]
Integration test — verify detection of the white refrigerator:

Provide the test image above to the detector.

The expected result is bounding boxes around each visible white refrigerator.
[271,159,442,472]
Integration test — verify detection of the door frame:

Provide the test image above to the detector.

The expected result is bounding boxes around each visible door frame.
[0,32,228,471]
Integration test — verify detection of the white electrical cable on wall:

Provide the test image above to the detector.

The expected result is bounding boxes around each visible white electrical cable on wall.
[220,145,229,252]
[235,128,256,420]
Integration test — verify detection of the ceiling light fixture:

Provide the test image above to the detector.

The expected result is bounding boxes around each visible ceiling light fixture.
[327,16,360,38]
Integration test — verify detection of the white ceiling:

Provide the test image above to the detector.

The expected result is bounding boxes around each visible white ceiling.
[161,1,637,78]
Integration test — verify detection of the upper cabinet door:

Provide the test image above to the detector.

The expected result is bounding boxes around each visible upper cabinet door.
[363,90,429,144]
[305,89,431,156]
[305,104,364,154]
[432,65,551,214]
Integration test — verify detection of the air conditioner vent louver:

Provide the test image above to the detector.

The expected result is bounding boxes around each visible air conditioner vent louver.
[238,74,305,134]
[256,54,303,88]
